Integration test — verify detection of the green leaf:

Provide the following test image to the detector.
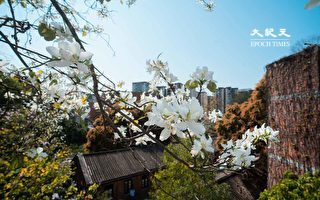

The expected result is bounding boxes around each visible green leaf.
[207,81,217,92]
[185,80,199,89]
[49,79,58,86]
[20,0,27,8]
[43,29,56,41]
[38,23,56,41]
[38,23,47,36]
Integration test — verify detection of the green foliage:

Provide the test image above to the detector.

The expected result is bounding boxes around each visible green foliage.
[59,118,87,146]
[259,171,320,200]
[0,71,95,199]
[0,152,77,199]
[38,23,56,41]
[185,79,199,89]
[150,142,231,200]
[207,80,217,92]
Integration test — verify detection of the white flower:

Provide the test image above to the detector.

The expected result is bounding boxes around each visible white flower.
[218,124,278,169]
[115,126,127,139]
[115,110,134,122]
[130,123,141,133]
[27,147,48,160]
[146,58,178,86]
[145,97,205,141]
[135,136,147,145]
[266,126,279,142]
[51,22,73,42]
[191,66,213,82]
[252,123,280,143]
[208,109,223,123]
[221,140,234,151]
[231,147,257,169]
[118,92,137,107]
[0,60,9,73]
[52,192,60,200]
[46,41,93,74]
[190,135,215,159]
[4,91,16,99]
[135,132,156,145]
[146,59,168,74]
[93,102,100,110]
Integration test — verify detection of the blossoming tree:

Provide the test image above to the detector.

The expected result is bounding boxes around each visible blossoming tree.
[0,0,278,198]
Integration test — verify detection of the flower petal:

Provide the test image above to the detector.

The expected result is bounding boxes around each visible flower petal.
[46,46,60,58]
[79,51,93,61]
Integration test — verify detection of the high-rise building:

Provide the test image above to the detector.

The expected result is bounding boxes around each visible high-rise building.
[216,87,238,113]
[132,82,150,93]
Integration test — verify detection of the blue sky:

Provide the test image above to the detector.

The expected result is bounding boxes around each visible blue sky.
[1,0,320,90]
[85,0,320,90]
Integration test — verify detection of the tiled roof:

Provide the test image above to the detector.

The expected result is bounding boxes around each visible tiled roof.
[75,146,163,185]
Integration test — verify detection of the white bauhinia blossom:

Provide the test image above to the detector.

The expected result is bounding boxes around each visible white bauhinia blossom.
[93,102,100,110]
[221,139,234,151]
[115,110,134,122]
[137,92,158,107]
[51,22,73,42]
[208,109,223,123]
[219,124,279,169]
[253,123,280,143]
[191,66,213,83]
[266,126,279,142]
[52,193,60,200]
[130,123,141,133]
[115,126,127,139]
[177,98,205,137]
[145,97,206,141]
[118,126,127,136]
[0,60,9,72]
[145,100,179,141]
[46,41,93,73]
[118,91,137,108]
[4,91,16,99]
[146,59,168,75]
[27,147,48,160]
[146,58,178,90]
[191,135,215,158]
[231,147,257,169]
[135,136,147,145]
[135,132,156,145]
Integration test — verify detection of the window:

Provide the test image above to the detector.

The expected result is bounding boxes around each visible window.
[141,175,149,188]
[124,179,133,194]
[102,185,113,199]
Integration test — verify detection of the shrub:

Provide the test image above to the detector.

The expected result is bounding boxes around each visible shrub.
[150,141,231,200]
[259,171,320,200]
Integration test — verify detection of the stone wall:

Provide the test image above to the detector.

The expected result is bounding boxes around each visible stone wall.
[266,45,320,188]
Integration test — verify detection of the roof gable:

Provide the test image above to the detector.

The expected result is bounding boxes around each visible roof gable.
[75,146,163,185]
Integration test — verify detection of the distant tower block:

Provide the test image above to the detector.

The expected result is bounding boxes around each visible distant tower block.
[266,45,320,188]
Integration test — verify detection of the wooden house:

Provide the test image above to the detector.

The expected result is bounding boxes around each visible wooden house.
[73,146,163,199]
